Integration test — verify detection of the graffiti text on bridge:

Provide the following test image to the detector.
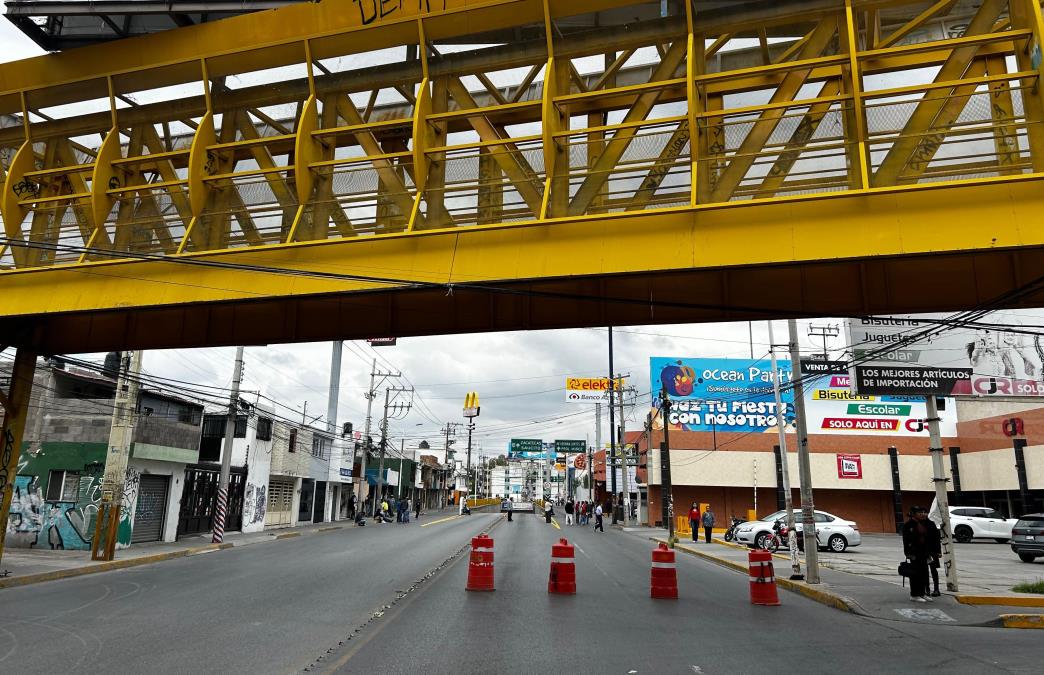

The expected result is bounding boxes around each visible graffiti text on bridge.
[352,0,450,26]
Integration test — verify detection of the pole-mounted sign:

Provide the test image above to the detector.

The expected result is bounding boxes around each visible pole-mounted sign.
[463,391,481,418]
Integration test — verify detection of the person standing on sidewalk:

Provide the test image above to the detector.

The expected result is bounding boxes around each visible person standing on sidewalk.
[902,506,934,603]
[565,498,575,526]
[702,506,716,544]
[688,502,700,542]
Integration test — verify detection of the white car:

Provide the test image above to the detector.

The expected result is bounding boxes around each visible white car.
[735,509,862,553]
[942,506,1015,543]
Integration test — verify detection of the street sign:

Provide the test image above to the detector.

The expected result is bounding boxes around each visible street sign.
[510,438,543,453]
[554,439,585,453]
[543,481,551,490]
[852,365,971,396]
[367,337,397,346]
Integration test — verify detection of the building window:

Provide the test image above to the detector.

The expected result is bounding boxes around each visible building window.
[257,417,273,441]
[202,415,226,438]
[312,435,330,459]
[45,470,80,502]
[234,415,247,438]
[289,428,297,453]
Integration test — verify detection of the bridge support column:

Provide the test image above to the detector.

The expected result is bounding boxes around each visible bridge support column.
[0,347,37,569]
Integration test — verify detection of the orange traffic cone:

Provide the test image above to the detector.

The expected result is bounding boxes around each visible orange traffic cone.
[748,549,780,606]
[650,542,678,599]
[466,534,495,591]
[548,538,576,594]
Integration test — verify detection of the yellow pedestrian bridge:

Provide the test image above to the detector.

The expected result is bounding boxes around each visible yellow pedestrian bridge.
[1,0,1043,353]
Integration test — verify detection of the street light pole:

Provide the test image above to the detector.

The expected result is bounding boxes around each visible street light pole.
[768,322,802,580]
[788,318,820,584]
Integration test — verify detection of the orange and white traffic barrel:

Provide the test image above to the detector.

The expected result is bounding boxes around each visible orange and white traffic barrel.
[548,538,576,594]
[466,534,495,591]
[650,542,678,599]
[748,549,780,606]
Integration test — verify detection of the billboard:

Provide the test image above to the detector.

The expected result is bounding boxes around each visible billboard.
[650,357,792,433]
[650,357,956,437]
[798,361,957,436]
[565,377,617,403]
[847,313,1044,397]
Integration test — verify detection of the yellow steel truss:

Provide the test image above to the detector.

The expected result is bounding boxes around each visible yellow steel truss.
[0,0,1043,335]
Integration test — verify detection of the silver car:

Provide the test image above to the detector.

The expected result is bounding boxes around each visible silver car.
[735,509,862,553]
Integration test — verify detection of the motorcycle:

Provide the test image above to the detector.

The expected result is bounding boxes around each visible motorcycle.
[760,519,790,553]
[723,516,745,542]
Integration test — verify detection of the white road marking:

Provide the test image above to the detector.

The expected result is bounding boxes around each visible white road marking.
[893,608,956,622]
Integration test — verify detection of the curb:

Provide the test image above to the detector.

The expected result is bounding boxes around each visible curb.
[0,542,231,590]
[956,594,1044,608]
[654,537,864,615]
[998,614,1044,629]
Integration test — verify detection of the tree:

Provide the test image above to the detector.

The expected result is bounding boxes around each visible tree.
[495,454,508,466]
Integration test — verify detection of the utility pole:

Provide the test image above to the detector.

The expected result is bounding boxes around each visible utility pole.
[768,322,802,580]
[373,385,412,516]
[92,350,144,560]
[607,327,618,523]
[212,346,244,544]
[327,341,342,434]
[618,375,632,526]
[927,396,959,591]
[659,386,675,539]
[593,401,601,503]
[807,323,839,361]
[359,360,398,513]
[466,420,475,495]
[788,319,819,583]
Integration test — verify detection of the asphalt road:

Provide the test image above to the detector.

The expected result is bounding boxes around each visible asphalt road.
[328,513,1042,675]
[0,509,500,674]
[3,509,1041,675]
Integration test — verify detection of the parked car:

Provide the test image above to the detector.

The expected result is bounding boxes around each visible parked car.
[735,509,861,553]
[942,506,1016,543]
[1010,514,1044,562]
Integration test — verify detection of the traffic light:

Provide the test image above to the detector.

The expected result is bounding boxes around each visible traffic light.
[342,421,353,437]
[1002,417,1025,437]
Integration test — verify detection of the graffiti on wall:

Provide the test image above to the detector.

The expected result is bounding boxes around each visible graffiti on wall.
[4,462,141,550]
[243,483,267,525]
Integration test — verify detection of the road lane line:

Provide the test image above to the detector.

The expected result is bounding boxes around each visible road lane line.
[420,515,462,528]
[551,518,561,530]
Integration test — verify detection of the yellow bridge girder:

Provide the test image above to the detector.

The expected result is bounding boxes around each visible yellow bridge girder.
[1,0,1044,351]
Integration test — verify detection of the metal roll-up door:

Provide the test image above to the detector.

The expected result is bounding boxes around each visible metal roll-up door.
[132,475,169,543]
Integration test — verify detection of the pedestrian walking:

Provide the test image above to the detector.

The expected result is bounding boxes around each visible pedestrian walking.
[579,500,587,526]
[402,497,411,524]
[503,497,513,522]
[902,506,935,603]
[702,506,716,544]
[688,502,700,542]
[544,499,554,524]
[565,498,575,526]
[594,503,604,532]
[415,498,422,521]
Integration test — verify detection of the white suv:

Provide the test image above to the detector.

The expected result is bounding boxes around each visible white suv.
[943,507,1015,543]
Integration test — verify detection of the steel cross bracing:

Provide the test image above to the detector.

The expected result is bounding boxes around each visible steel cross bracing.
[0,0,1043,348]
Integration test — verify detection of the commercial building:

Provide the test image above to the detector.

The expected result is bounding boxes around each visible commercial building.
[640,398,1044,533]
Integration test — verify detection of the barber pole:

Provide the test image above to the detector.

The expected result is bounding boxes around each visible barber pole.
[212,488,228,543]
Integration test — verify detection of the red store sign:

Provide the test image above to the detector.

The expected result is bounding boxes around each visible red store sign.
[836,454,862,479]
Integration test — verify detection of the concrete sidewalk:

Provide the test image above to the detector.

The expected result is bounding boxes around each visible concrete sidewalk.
[0,506,458,589]
[641,531,1044,628]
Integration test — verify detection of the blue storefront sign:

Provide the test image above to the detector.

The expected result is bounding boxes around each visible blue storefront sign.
[650,357,794,433]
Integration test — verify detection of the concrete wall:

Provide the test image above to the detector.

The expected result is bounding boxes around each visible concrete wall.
[241,416,274,534]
